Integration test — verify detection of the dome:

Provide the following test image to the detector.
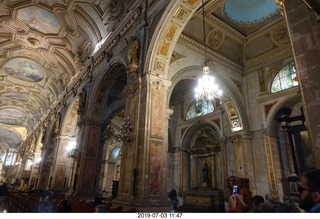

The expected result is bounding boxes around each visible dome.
[224,0,279,24]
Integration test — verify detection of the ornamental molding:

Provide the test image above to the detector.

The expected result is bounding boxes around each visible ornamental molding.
[149,75,172,91]
[180,33,244,70]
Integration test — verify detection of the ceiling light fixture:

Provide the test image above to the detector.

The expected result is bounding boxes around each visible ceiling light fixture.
[194,0,223,103]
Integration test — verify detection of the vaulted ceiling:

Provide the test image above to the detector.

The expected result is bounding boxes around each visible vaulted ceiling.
[0,0,129,152]
[0,0,282,153]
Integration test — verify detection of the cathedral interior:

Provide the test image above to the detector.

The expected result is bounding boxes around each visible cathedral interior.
[0,0,320,212]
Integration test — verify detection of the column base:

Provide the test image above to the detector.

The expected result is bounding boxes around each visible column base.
[65,189,75,197]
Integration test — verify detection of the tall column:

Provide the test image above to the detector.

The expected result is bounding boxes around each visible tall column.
[73,118,102,197]
[282,0,320,167]
[46,118,61,189]
[51,136,72,192]
[114,73,171,211]
[33,131,43,189]
[210,155,216,189]
[65,147,78,197]
[72,86,104,197]
[113,77,140,204]
[27,135,40,188]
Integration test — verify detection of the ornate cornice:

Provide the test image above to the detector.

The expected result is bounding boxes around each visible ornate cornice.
[244,46,292,74]
[180,33,244,70]
[207,13,246,40]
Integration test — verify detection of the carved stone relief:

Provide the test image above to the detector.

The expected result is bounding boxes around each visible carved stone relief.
[207,29,224,49]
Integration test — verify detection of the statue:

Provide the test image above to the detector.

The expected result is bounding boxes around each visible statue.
[78,88,86,111]
[202,160,209,183]
[127,39,139,66]
[127,38,140,79]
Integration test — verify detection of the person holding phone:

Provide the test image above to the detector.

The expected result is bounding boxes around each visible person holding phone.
[228,186,249,212]
[232,185,238,195]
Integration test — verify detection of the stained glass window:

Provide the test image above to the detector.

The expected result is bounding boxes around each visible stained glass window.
[271,62,299,93]
[186,99,214,120]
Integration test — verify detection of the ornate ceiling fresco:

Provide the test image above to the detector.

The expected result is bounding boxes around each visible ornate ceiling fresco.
[0,0,127,152]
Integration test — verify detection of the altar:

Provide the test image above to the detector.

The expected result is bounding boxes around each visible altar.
[182,189,225,212]
[179,127,225,212]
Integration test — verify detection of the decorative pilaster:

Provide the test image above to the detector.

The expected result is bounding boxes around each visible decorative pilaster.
[114,73,172,211]
[264,136,279,199]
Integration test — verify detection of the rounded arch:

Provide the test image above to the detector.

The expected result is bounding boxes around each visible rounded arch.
[179,121,224,191]
[266,92,301,136]
[87,61,127,121]
[60,98,79,137]
[168,65,248,132]
[147,0,249,132]
[145,0,202,78]
[265,58,295,94]
[181,121,223,150]
[108,146,121,163]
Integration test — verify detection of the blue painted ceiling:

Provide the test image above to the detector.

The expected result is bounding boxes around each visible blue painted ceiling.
[224,0,279,24]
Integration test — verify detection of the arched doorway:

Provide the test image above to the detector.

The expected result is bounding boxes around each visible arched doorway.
[271,101,315,204]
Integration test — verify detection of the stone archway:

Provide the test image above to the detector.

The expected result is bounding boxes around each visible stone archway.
[71,61,127,197]
[50,98,79,193]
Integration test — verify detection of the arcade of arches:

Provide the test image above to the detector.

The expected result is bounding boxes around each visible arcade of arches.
[0,0,320,212]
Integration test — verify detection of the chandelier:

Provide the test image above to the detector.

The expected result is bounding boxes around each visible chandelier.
[120,116,133,142]
[194,0,222,102]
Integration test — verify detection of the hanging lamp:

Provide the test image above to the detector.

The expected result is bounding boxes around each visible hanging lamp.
[194,0,223,103]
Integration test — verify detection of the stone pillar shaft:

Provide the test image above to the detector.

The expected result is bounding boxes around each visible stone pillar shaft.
[284,0,320,167]
[281,129,296,175]
[114,74,171,211]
